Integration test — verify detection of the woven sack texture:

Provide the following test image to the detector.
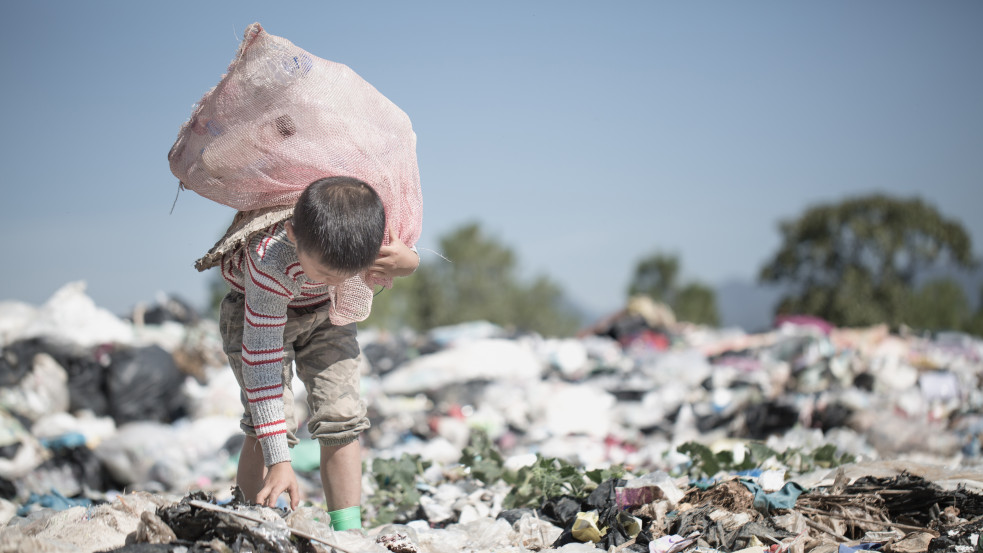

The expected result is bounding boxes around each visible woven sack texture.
[169,22,423,290]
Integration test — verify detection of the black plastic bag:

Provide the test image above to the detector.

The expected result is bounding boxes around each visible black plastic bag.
[107,345,188,424]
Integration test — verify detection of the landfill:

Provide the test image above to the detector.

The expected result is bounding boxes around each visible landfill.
[1,282,982,553]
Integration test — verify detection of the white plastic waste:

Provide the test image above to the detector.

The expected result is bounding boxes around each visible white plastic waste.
[617,470,686,509]
[381,339,543,395]
[0,353,69,422]
[16,282,135,348]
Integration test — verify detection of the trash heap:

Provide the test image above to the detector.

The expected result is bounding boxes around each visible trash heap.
[1,282,981,553]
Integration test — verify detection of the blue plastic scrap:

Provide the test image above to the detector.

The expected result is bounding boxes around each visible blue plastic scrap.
[838,543,883,553]
[16,489,92,516]
[738,479,806,513]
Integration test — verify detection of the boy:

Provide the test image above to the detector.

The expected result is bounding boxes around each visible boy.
[218,175,419,530]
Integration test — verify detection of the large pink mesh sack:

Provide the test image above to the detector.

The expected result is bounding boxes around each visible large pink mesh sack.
[169,22,423,286]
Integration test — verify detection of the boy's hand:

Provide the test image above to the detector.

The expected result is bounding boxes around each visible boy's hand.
[256,461,300,510]
[369,225,419,279]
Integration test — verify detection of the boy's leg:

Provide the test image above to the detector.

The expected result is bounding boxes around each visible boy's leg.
[292,314,369,528]
[320,439,362,511]
[237,435,268,501]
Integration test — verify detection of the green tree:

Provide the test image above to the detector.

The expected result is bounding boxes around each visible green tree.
[674,283,720,327]
[627,252,720,326]
[366,223,580,336]
[628,254,678,303]
[363,278,415,330]
[904,278,971,332]
[966,285,983,337]
[759,194,976,328]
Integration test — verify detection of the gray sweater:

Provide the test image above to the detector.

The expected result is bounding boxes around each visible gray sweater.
[221,221,371,465]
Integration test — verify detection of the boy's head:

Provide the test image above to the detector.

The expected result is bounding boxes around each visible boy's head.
[286,176,386,284]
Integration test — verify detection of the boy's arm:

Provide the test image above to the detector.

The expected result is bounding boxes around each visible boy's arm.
[241,244,294,468]
[257,462,299,509]
[367,224,419,279]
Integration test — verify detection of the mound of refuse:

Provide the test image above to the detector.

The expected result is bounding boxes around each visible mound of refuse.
[1,282,981,553]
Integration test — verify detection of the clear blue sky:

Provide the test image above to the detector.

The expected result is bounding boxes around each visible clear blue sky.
[1,1,981,322]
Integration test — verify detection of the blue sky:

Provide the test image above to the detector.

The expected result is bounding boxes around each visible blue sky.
[1,1,981,323]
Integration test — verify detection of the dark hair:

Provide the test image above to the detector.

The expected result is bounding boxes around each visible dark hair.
[291,176,386,273]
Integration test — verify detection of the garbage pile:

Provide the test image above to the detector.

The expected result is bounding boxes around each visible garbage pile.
[1,282,981,553]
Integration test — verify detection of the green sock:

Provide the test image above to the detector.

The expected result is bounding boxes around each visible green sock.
[328,506,362,531]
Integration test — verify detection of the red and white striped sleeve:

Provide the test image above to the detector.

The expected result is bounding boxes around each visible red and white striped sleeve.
[240,232,295,467]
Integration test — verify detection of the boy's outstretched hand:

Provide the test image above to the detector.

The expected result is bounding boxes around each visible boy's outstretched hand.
[368,225,419,279]
[256,461,300,510]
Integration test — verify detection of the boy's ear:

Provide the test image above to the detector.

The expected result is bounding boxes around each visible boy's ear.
[285,220,296,243]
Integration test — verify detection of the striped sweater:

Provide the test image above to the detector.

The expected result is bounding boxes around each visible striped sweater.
[220,221,373,466]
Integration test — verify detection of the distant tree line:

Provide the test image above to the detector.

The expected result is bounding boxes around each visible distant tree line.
[366,223,580,336]
[366,226,723,335]
[758,194,981,336]
[208,194,981,338]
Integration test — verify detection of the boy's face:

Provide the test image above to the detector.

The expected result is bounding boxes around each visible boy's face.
[296,247,353,286]
[286,221,355,286]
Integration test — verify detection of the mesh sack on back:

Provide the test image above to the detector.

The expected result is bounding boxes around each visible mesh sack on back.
[169,22,423,289]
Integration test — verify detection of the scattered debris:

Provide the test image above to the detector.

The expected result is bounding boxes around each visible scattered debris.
[1,282,982,552]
